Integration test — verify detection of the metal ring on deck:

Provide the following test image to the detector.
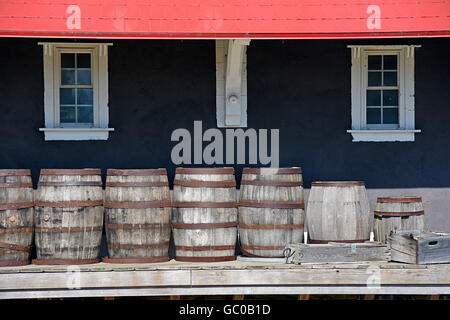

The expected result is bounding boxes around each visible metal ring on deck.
[0,169,31,176]
[102,256,170,264]
[0,260,30,267]
[175,245,235,251]
[377,197,422,203]
[175,255,236,262]
[105,181,169,187]
[311,181,365,187]
[239,223,304,230]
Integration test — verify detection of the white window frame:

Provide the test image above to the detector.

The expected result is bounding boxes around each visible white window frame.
[347,45,421,142]
[39,42,114,140]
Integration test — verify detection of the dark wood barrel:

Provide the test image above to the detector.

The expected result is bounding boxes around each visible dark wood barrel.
[172,168,238,262]
[0,170,34,267]
[239,167,305,258]
[306,181,372,243]
[103,169,171,263]
[33,169,103,265]
[374,196,425,243]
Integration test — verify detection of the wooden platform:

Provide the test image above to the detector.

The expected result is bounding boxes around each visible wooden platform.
[0,260,449,299]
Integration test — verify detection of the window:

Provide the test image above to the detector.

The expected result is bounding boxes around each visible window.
[347,45,421,142]
[39,43,114,140]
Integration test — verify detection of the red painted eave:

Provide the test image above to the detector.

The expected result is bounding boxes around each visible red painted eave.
[0,0,449,39]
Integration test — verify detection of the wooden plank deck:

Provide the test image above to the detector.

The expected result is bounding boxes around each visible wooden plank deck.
[0,260,449,299]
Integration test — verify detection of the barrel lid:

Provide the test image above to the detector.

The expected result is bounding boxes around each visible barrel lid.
[242,167,302,175]
[107,168,167,176]
[311,181,365,187]
[0,169,31,176]
[175,167,235,175]
[377,196,422,203]
[40,169,101,175]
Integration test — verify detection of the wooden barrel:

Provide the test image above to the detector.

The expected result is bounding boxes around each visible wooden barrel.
[172,168,238,262]
[306,181,372,243]
[103,169,171,263]
[33,169,103,265]
[0,170,34,267]
[238,167,305,258]
[374,196,425,243]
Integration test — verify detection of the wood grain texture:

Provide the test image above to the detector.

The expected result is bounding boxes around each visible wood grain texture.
[285,242,390,264]
[105,169,171,261]
[239,168,304,257]
[306,181,372,243]
[389,231,450,264]
[172,168,238,261]
[374,197,425,243]
[0,171,34,266]
[34,170,103,262]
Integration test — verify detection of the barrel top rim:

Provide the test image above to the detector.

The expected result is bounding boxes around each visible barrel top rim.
[242,167,302,174]
[175,167,235,174]
[377,196,422,203]
[40,169,101,175]
[0,169,31,176]
[107,168,167,175]
[312,181,365,186]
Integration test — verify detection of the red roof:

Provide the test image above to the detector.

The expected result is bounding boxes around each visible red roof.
[0,0,449,39]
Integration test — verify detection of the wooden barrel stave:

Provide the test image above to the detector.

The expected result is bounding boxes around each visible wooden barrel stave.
[239,168,304,258]
[306,182,372,243]
[374,197,425,243]
[172,168,238,261]
[104,169,171,261]
[34,169,103,263]
[0,170,34,266]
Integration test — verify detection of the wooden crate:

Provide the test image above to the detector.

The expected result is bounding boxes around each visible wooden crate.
[284,242,390,264]
[388,230,450,264]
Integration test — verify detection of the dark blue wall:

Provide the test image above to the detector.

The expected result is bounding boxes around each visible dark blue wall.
[0,38,449,190]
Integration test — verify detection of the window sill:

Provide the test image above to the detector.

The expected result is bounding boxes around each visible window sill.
[39,128,114,141]
[347,129,421,142]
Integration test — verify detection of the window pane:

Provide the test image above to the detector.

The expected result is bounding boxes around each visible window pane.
[77,88,93,105]
[383,90,398,106]
[61,53,75,68]
[367,108,381,124]
[76,70,91,85]
[77,107,93,123]
[77,53,91,68]
[368,72,382,86]
[61,70,75,85]
[60,88,75,104]
[383,108,399,124]
[60,107,76,123]
[366,90,381,106]
[383,55,397,70]
[368,55,382,70]
[383,72,397,86]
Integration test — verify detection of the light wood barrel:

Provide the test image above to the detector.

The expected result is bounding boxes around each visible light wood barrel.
[239,167,305,258]
[33,169,103,265]
[306,181,372,243]
[172,168,238,262]
[374,196,425,243]
[103,169,171,263]
[0,170,34,267]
